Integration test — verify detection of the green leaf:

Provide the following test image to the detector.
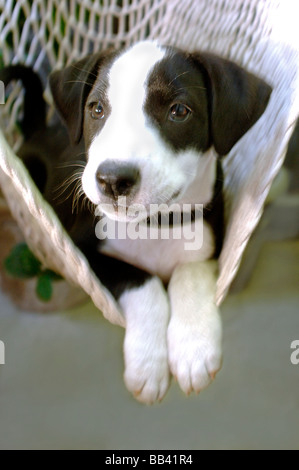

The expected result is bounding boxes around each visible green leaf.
[4,243,41,279]
[36,272,53,302]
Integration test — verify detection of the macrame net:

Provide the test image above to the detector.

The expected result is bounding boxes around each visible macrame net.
[0,0,298,327]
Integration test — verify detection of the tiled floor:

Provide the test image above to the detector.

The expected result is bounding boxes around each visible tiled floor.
[0,236,298,450]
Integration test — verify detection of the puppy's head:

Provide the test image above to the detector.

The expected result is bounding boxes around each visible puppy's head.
[50,42,272,221]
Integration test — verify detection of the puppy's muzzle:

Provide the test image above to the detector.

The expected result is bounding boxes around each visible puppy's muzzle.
[96,161,141,202]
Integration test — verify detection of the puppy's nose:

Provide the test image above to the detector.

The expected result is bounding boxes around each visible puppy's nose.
[96,161,141,200]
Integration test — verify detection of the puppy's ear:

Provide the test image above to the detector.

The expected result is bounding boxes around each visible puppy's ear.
[191,53,272,156]
[49,53,107,144]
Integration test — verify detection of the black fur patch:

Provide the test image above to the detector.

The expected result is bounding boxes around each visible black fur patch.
[144,51,211,153]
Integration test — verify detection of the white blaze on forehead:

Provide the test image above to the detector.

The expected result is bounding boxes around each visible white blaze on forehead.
[107,42,166,124]
[87,42,167,166]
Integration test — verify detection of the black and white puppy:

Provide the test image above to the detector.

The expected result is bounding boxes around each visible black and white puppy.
[50,41,272,404]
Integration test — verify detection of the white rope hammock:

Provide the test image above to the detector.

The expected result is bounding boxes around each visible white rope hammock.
[0,0,298,327]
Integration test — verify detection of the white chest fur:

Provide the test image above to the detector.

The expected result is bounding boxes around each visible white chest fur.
[99,218,214,283]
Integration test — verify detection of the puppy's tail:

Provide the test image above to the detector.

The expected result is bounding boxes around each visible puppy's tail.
[0,65,46,139]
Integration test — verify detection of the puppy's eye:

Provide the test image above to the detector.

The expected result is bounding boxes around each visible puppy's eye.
[90,102,105,120]
[169,104,192,123]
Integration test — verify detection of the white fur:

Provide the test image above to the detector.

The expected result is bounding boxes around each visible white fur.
[100,220,214,283]
[168,261,222,394]
[119,276,170,404]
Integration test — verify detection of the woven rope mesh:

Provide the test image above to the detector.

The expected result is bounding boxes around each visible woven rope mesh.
[0,0,298,326]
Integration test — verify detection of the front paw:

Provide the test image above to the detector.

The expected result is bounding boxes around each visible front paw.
[120,277,170,404]
[168,307,222,395]
[124,340,170,404]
